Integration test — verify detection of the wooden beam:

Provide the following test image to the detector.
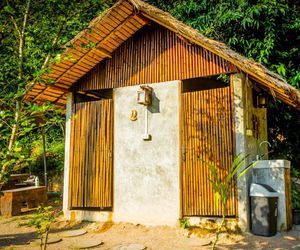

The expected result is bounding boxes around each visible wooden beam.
[30,12,149,105]
[93,47,112,58]
[32,84,69,102]
[48,85,69,93]
[52,14,136,86]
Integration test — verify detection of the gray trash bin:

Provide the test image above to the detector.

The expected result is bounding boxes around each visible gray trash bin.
[250,183,278,236]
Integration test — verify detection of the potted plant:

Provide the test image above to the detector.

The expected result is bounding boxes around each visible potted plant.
[291,168,300,225]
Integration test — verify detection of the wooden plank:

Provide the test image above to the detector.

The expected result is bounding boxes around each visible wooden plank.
[76,24,234,92]
[68,99,113,208]
[181,85,237,217]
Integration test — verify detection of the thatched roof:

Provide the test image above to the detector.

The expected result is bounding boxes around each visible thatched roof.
[25,0,300,109]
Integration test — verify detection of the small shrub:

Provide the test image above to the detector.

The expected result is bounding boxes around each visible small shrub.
[180,217,190,229]
[206,153,257,249]
[21,206,62,250]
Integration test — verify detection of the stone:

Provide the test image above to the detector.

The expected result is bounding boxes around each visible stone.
[291,245,300,250]
[69,240,103,249]
[59,229,87,238]
[30,241,41,247]
[45,235,62,244]
[30,235,62,246]
[114,243,147,250]
[284,236,297,241]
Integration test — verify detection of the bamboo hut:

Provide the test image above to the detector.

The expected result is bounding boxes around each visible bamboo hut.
[25,0,300,230]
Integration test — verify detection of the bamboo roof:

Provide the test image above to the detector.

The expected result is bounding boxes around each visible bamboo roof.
[25,0,300,109]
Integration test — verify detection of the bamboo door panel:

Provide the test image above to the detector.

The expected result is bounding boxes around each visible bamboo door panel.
[181,86,236,216]
[68,99,113,208]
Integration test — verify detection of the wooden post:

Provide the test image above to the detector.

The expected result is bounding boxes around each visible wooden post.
[63,93,73,217]
[42,126,47,189]
[231,73,249,231]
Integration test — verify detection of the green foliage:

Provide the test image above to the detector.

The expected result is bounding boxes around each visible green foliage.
[268,101,300,168]
[149,0,300,168]
[0,0,114,182]
[0,104,64,177]
[29,126,65,177]
[21,206,62,249]
[207,153,256,210]
[206,153,257,249]
[291,168,300,210]
[179,217,190,229]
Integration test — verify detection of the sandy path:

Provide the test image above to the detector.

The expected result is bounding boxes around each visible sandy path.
[0,215,300,250]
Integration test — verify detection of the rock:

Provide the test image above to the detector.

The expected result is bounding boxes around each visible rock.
[291,245,300,250]
[284,236,297,241]
[59,229,87,238]
[114,243,147,250]
[45,235,62,244]
[30,235,62,246]
[30,241,41,247]
[69,239,103,249]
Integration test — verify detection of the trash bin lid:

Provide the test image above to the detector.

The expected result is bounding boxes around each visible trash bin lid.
[250,183,278,197]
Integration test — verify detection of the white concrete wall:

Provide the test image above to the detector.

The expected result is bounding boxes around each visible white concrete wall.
[63,75,268,230]
[232,73,268,231]
[113,81,181,226]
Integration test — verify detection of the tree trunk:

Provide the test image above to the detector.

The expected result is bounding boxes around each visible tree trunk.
[0,0,30,184]
[8,101,21,152]
[0,101,22,183]
[43,230,49,250]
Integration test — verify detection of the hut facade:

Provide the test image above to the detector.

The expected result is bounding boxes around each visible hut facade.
[26,0,300,230]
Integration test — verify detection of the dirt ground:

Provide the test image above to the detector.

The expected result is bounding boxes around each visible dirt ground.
[0,212,300,250]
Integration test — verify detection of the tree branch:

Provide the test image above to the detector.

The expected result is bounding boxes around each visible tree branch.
[18,0,31,80]
[5,0,21,37]
[24,20,67,93]
[0,118,13,130]
[41,21,66,70]
[10,15,21,37]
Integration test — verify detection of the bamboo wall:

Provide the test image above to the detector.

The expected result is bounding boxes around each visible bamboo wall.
[285,168,292,229]
[68,99,113,208]
[70,22,237,215]
[181,85,236,216]
[76,24,235,91]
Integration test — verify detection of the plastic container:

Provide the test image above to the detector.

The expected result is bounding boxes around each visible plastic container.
[250,183,278,236]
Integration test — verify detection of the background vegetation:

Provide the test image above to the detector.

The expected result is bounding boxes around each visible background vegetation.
[0,0,113,184]
[0,0,299,194]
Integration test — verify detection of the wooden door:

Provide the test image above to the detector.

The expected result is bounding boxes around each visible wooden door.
[181,86,236,216]
[68,99,113,208]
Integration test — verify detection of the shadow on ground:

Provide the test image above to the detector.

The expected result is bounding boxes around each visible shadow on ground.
[0,231,37,248]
